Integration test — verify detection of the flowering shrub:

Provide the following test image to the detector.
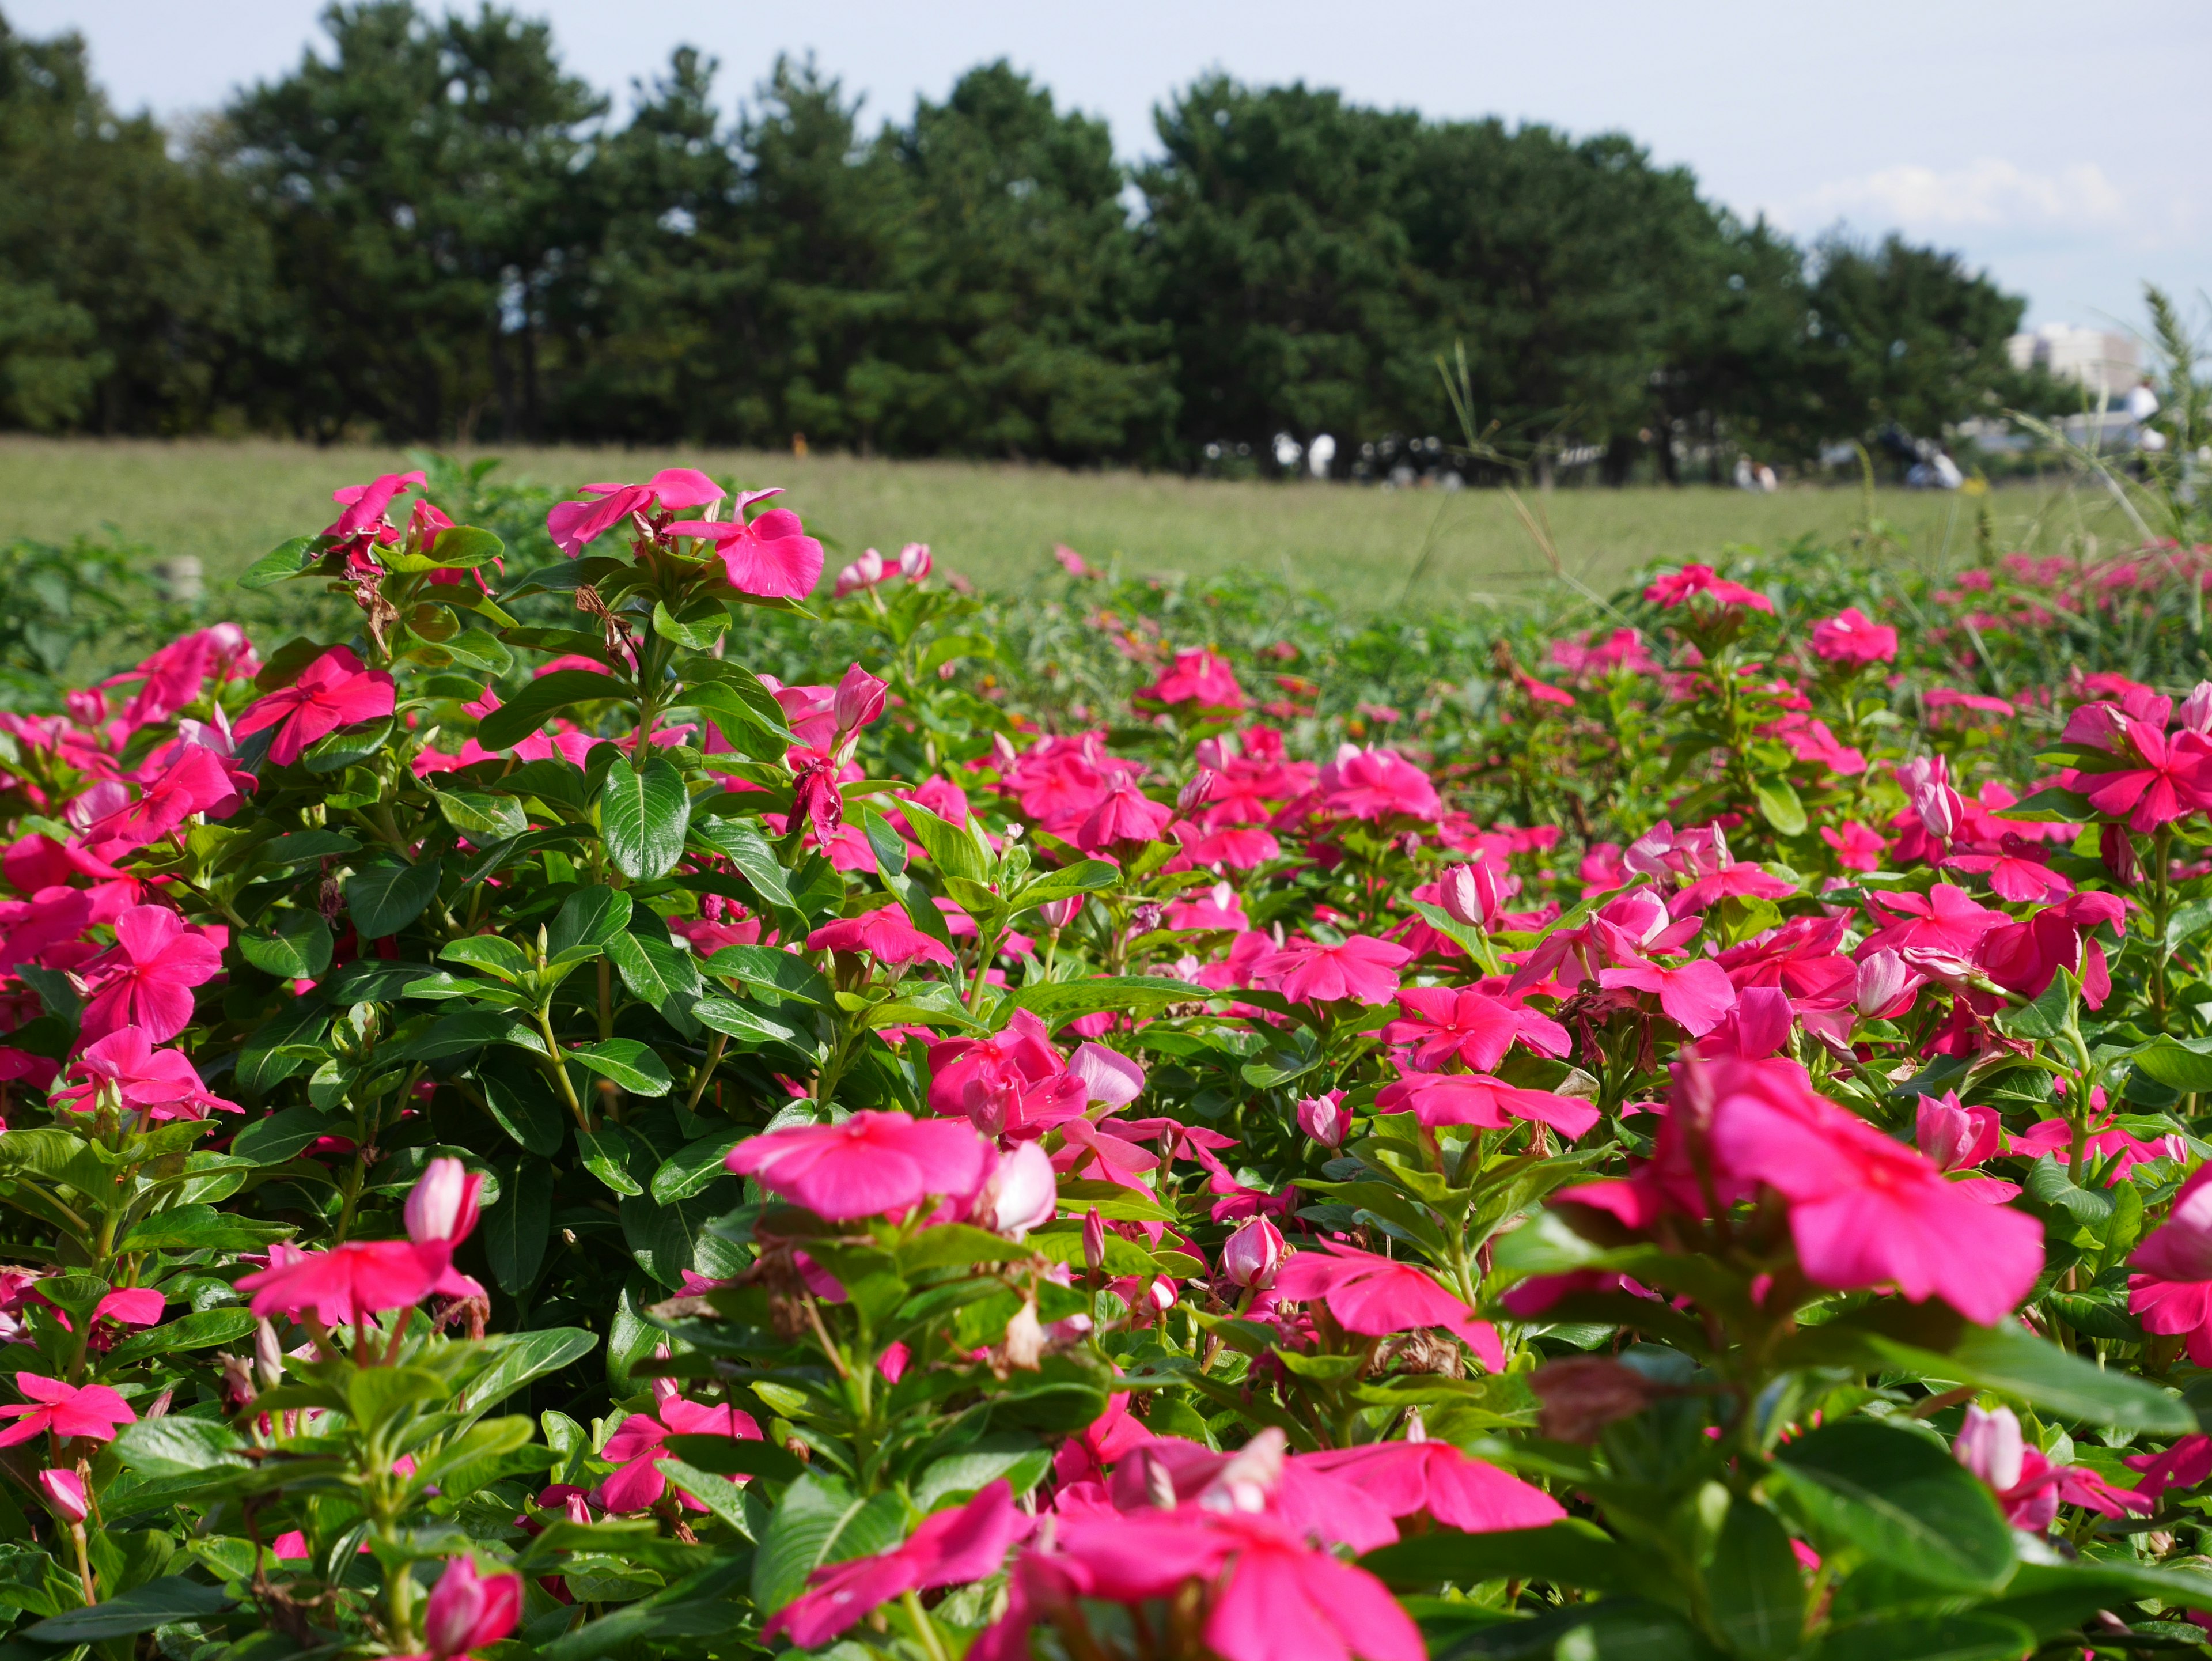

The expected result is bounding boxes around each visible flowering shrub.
[6,467,2212,1659]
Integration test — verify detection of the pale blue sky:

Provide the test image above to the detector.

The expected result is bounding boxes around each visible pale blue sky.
[15,0,2208,332]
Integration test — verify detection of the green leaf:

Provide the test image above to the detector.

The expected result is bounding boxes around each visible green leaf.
[113,1417,249,1477]
[118,1205,291,1253]
[653,1133,745,1204]
[548,885,634,960]
[751,1472,907,1617]
[1361,1519,1626,1591]
[1997,971,2077,1041]
[1940,1319,2192,1433]
[478,1051,569,1156]
[571,1039,673,1096]
[404,1010,543,1061]
[1007,975,1205,1020]
[1752,778,1808,837]
[237,907,333,981]
[602,755,690,881]
[230,1105,342,1164]
[1011,860,1122,910]
[478,668,631,751]
[899,799,991,884]
[433,788,529,842]
[423,524,505,567]
[484,1157,553,1292]
[703,943,829,1005]
[25,1576,232,1641]
[692,997,802,1047]
[910,1435,1050,1510]
[2133,1037,2212,1093]
[1803,1615,2039,1661]
[461,1327,599,1413]
[1772,1420,2014,1593]
[577,1126,645,1195]
[100,1308,258,1365]
[236,535,319,591]
[1706,1499,1804,1660]
[693,818,796,911]
[345,857,444,939]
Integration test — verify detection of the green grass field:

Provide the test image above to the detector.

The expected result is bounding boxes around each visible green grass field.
[0,437,2134,609]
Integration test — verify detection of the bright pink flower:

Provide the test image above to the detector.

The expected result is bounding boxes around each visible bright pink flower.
[1297,1091,1349,1147]
[831,663,888,734]
[1668,859,1797,917]
[726,1110,996,1221]
[1598,958,1738,1036]
[2060,704,2212,833]
[1296,1440,1565,1533]
[419,1556,522,1659]
[1953,1404,2150,1530]
[1694,1057,2041,1324]
[1978,891,2126,1007]
[1857,882,2003,958]
[547,468,724,555]
[328,470,426,540]
[1914,1092,2002,1171]
[1643,563,1773,612]
[233,648,396,767]
[592,1390,762,1512]
[2130,1167,2212,1363]
[1374,1071,1599,1141]
[1820,820,1887,872]
[2123,1434,2212,1501]
[927,1009,1089,1138]
[1383,987,1568,1072]
[807,906,956,970]
[1067,1042,1146,1109]
[1253,933,1411,1006]
[667,508,824,599]
[1437,858,1509,928]
[238,1160,486,1325]
[404,1157,482,1243]
[765,1482,1032,1649]
[1810,607,1899,667]
[1141,650,1244,710]
[1312,746,1441,823]
[1076,775,1173,852]
[52,1027,238,1119]
[897,542,933,581]
[1274,1242,1503,1370]
[981,1141,1058,1239]
[833,547,887,597]
[80,746,243,856]
[78,906,224,1043]
[0,1374,135,1446]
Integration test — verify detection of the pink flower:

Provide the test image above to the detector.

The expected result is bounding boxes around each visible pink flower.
[981,1141,1058,1239]
[832,663,888,735]
[78,906,224,1043]
[1383,987,1567,1072]
[2059,703,2212,833]
[233,648,396,767]
[927,1010,1089,1138]
[1253,934,1411,1006]
[1075,775,1173,852]
[1810,607,1899,667]
[2123,1434,2212,1501]
[80,746,243,856]
[1296,1440,1565,1534]
[1313,746,1442,823]
[898,542,933,581]
[1820,820,1887,872]
[1374,1072,1599,1141]
[1141,650,1244,710]
[764,1481,1033,1649]
[52,1027,238,1119]
[1643,563,1773,612]
[1274,1242,1503,1371]
[1297,1091,1350,1148]
[0,1374,135,1446]
[2130,1166,2212,1362]
[1054,544,1098,579]
[1437,858,1508,928]
[807,906,956,970]
[418,1556,522,1659]
[666,508,824,599]
[1954,1405,2150,1531]
[726,1110,996,1221]
[37,1467,88,1523]
[592,1388,762,1512]
[1598,958,1738,1037]
[546,468,724,555]
[328,470,426,540]
[238,1160,487,1325]
[833,547,887,597]
[1222,1218,1287,1289]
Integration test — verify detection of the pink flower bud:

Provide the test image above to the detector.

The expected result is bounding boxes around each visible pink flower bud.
[1915,1092,1998,1171]
[37,1468,87,1524]
[1221,1217,1287,1289]
[1082,1209,1107,1276]
[1179,768,1219,813]
[1037,896,1084,929]
[1194,735,1236,770]
[422,1556,522,1660]
[2101,823,2140,887]
[834,548,887,598]
[1297,1091,1349,1147]
[1953,1404,2024,1494]
[988,1142,1058,1241]
[1854,949,1918,1018]
[2183,681,2212,734]
[897,542,933,581]
[1437,861,1501,928]
[833,663,889,734]
[404,1157,482,1246]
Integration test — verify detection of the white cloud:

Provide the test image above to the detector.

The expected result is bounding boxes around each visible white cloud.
[1787,158,2127,234]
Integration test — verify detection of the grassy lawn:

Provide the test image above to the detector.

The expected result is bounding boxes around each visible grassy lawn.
[0,437,2132,609]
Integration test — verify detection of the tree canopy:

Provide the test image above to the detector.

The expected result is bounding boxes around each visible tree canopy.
[0,1,2041,472]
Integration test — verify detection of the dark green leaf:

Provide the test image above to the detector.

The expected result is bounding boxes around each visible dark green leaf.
[25,1576,230,1641]
[1706,1499,1804,1660]
[478,1051,568,1156]
[344,858,444,939]
[571,1040,673,1096]
[236,536,319,591]
[602,755,690,881]
[751,1472,907,1617]
[237,907,333,982]
[1803,1614,2038,1661]
[1772,1420,2013,1593]
[484,1157,553,1293]
[230,1105,342,1164]
[478,669,631,750]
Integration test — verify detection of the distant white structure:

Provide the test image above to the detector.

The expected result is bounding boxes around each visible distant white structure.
[2006,324,2139,403]
[1308,433,1336,478]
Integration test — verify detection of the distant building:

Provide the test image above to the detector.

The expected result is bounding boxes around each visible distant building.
[2006,324,2139,403]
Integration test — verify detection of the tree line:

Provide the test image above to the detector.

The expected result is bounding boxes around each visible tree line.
[0,2,2061,475]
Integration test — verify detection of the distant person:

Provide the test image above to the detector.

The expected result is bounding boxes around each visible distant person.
[1907,448,1964,490]
[1755,462,1778,493]
[792,432,809,459]
[1308,433,1336,479]
[1734,455,1757,491]
[2130,378,2169,453]
[1274,432,1302,471]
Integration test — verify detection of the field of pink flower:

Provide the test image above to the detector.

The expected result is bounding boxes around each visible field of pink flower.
[5,465,2212,1660]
